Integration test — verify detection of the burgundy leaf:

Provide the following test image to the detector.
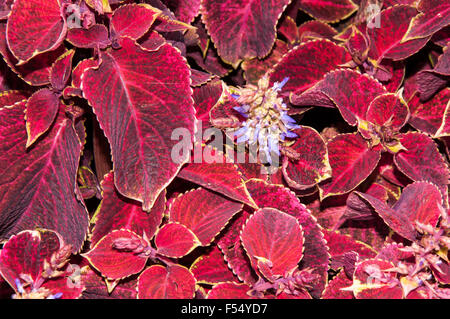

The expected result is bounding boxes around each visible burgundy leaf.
[319,133,381,199]
[24,89,60,148]
[66,25,110,49]
[91,172,165,246]
[322,270,354,299]
[83,229,148,280]
[81,37,195,211]
[6,0,66,63]
[155,222,200,258]
[111,4,160,40]
[50,50,75,92]
[241,208,304,281]
[298,0,358,23]
[168,187,243,246]
[81,269,138,299]
[163,0,201,23]
[0,102,88,251]
[200,0,291,67]
[402,0,450,41]
[137,264,196,299]
[282,126,332,190]
[271,39,352,97]
[207,282,253,299]
[190,246,237,284]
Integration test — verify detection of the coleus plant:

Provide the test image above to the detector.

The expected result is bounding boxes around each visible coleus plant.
[0,0,449,300]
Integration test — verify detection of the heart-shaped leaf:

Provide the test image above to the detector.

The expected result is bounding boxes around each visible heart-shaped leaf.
[155,222,200,258]
[168,187,243,246]
[111,4,160,40]
[190,246,237,284]
[200,0,291,67]
[137,264,196,299]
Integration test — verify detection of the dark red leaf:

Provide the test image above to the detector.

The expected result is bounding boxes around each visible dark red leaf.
[6,0,66,63]
[190,246,237,284]
[168,187,243,246]
[322,270,354,299]
[24,89,60,148]
[50,50,74,92]
[298,0,358,23]
[81,269,138,299]
[207,282,253,299]
[83,229,148,280]
[271,39,352,97]
[282,126,332,190]
[91,172,165,246]
[163,0,201,23]
[319,133,381,199]
[0,102,88,251]
[137,264,196,299]
[81,37,195,211]
[155,222,200,258]
[241,208,304,280]
[66,25,110,49]
[200,0,291,67]
[111,4,160,40]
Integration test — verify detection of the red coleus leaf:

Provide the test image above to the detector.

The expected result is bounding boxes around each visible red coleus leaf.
[245,179,329,298]
[6,0,66,63]
[91,172,165,246]
[293,69,386,126]
[242,39,289,86]
[0,22,66,86]
[111,4,160,40]
[178,145,257,208]
[155,222,200,258]
[241,208,304,281]
[282,126,332,190]
[0,229,84,299]
[83,229,148,280]
[355,181,443,241]
[0,90,28,107]
[367,5,431,63]
[81,269,138,299]
[298,0,358,23]
[66,25,110,49]
[350,259,403,299]
[24,88,60,148]
[402,0,450,41]
[164,0,201,23]
[200,0,291,67]
[324,229,377,260]
[81,37,195,211]
[190,246,237,284]
[192,79,223,131]
[50,49,74,92]
[217,209,258,285]
[137,264,196,299]
[270,39,352,97]
[168,187,243,246]
[207,282,253,299]
[394,132,450,187]
[297,20,337,42]
[0,102,88,251]
[319,133,381,199]
[322,270,354,299]
[365,93,409,131]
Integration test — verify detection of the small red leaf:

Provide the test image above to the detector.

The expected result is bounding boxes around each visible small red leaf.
[271,39,352,97]
[365,93,409,131]
[164,0,201,23]
[24,89,60,148]
[201,0,291,67]
[6,0,66,63]
[66,24,110,49]
[394,132,450,187]
[168,187,243,246]
[190,246,237,284]
[111,4,160,40]
[241,208,304,280]
[155,223,200,258]
[322,270,354,299]
[137,264,196,299]
[367,5,430,62]
[83,230,148,280]
[319,133,381,199]
[282,126,332,190]
[91,172,165,246]
[50,50,74,91]
[402,0,450,41]
[207,282,253,299]
[298,0,358,23]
